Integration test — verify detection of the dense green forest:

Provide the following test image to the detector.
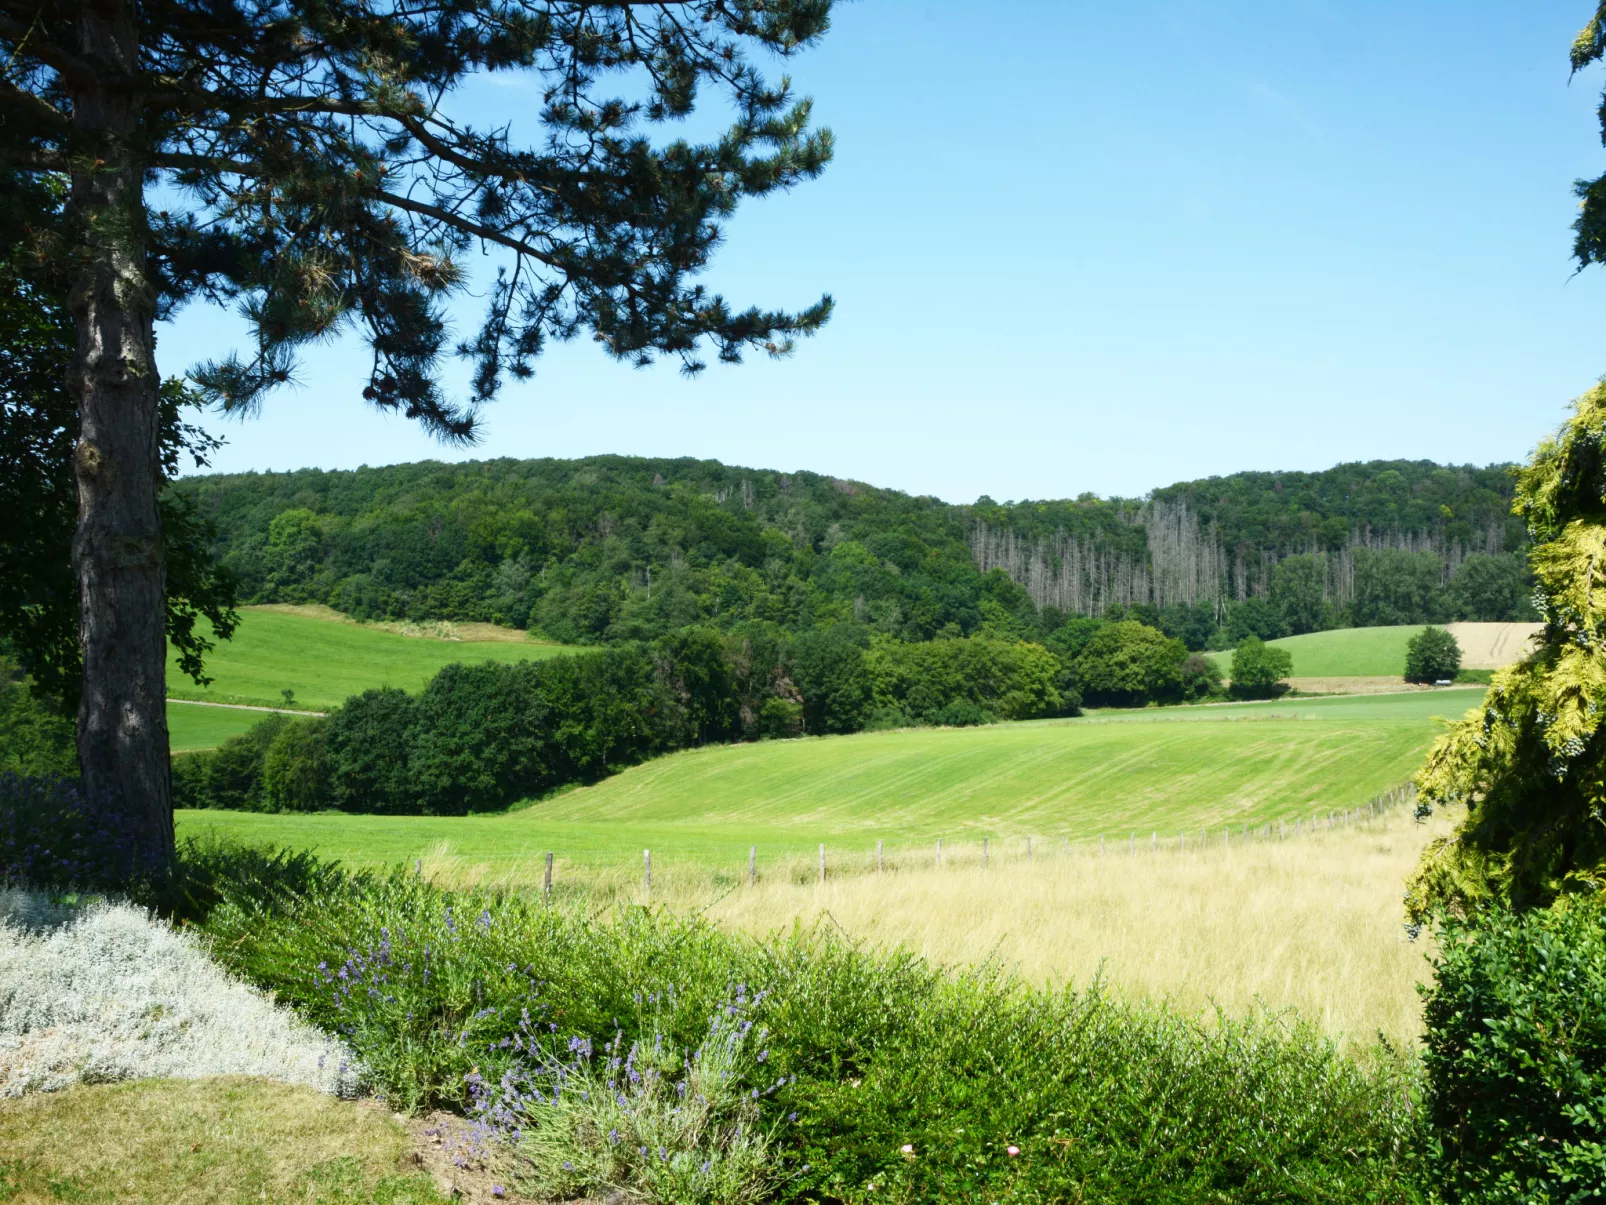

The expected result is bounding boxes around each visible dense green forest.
[172,454,1533,653]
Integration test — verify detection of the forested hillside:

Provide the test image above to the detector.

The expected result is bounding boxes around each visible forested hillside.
[173,455,1532,651]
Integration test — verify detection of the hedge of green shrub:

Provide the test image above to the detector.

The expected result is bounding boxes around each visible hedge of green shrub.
[1421,900,1606,1203]
[198,851,1427,1203]
[174,626,1082,815]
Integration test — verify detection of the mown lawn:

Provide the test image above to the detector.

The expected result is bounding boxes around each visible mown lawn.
[178,688,1481,872]
[166,606,578,710]
[0,1078,447,1205]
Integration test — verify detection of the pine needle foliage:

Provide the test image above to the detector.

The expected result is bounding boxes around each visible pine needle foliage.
[1407,384,1606,920]
[0,0,837,437]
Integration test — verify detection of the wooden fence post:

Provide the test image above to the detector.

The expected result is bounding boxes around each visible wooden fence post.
[819,843,826,883]
[982,837,988,868]
[936,837,942,868]
[876,839,884,872]
[1026,836,1032,864]
[749,845,756,886]
[543,851,553,901]
[1151,831,1157,852]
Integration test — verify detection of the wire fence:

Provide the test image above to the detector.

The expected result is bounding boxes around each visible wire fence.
[444,782,1422,900]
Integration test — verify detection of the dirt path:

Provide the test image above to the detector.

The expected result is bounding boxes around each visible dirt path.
[166,698,327,716]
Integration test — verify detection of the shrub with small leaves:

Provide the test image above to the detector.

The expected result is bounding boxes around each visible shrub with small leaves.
[1421,899,1606,1202]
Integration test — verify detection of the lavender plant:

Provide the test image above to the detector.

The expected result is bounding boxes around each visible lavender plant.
[0,773,151,893]
[472,987,795,1204]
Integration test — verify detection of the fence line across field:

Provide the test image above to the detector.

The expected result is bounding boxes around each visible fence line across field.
[516,783,1418,898]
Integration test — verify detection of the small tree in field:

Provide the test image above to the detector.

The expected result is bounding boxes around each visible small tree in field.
[1404,627,1461,684]
[0,1,836,867]
[1228,637,1291,700]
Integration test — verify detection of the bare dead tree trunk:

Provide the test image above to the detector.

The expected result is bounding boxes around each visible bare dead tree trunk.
[67,1,171,864]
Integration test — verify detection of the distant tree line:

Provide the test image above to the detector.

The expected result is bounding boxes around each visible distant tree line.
[172,455,1531,659]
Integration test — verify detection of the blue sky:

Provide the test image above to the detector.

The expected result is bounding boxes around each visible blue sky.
[163,2,1606,503]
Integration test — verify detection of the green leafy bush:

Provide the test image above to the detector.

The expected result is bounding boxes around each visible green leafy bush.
[1073,621,1186,707]
[1229,637,1293,699]
[1421,901,1606,1202]
[1179,652,1224,702]
[200,854,1427,1203]
[863,633,1067,723]
[1404,627,1461,684]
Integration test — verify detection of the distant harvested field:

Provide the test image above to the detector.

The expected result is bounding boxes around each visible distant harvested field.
[166,605,578,710]
[179,688,1480,872]
[1444,621,1540,669]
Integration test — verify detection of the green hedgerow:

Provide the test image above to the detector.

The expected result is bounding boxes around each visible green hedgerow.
[1422,899,1606,1203]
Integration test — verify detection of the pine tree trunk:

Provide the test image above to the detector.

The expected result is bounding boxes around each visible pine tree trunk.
[67,1,171,865]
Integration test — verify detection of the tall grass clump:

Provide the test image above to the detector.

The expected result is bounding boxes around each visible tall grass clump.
[200,853,1427,1203]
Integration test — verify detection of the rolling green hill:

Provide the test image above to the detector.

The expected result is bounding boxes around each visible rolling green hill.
[178,688,1480,871]
[1206,625,1427,679]
[166,606,578,711]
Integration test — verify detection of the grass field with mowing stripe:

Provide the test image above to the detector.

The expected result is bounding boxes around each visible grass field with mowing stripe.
[168,702,286,751]
[179,688,1482,874]
[1205,624,1427,678]
[166,605,578,710]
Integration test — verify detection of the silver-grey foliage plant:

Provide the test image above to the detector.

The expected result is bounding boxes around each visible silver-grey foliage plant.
[0,890,359,1096]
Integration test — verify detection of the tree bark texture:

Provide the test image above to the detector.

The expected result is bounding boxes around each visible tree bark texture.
[67,1,172,863]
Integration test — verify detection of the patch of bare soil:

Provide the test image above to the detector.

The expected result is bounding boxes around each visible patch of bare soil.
[1286,677,1446,695]
[1443,622,1541,669]
[395,1108,539,1203]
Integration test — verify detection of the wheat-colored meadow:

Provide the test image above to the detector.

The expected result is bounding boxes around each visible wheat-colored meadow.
[419,803,1450,1050]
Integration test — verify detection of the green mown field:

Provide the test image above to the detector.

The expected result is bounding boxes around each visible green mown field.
[166,606,578,710]
[178,687,1482,871]
[1205,624,1427,678]
[167,701,277,751]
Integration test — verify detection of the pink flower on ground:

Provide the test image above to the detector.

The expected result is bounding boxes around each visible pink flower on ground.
[900,1144,914,1156]
[1006,1145,1020,1157]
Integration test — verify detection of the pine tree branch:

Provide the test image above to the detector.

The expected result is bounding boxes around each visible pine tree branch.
[0,75,69,128]
[0,16,97,87]
[400,115,551,189]
[154,151,258,176]
[152,79,395,119]
[0,147,68,171]
[375,189,558,266]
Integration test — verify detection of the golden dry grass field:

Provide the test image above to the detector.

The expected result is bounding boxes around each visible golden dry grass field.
[414,803,1449,1050]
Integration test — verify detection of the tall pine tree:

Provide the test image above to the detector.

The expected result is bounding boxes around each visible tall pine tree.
[0,1,835,865]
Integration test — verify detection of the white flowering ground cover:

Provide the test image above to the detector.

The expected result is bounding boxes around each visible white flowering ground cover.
[0,889,359,1097]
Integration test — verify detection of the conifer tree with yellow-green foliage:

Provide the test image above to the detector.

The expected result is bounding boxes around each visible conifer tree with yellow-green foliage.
[1407,385,1606,920]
